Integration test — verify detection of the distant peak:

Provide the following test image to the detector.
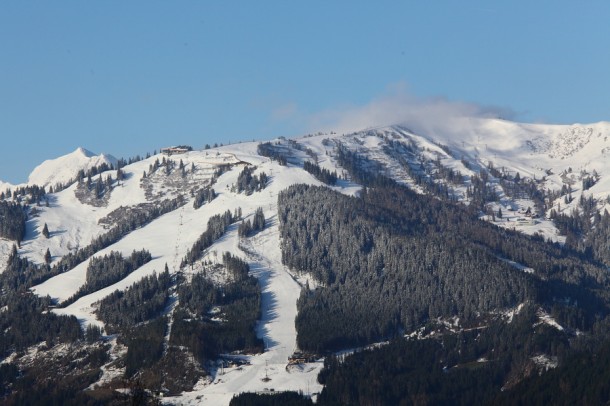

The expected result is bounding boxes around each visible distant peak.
[74,147,96,157]
[27,147,117,188]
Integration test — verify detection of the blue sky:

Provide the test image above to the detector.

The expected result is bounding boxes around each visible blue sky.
[1,1,610,184]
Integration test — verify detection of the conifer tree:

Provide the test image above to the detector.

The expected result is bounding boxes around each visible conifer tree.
[95,179,104,198]
[42,223,50,238]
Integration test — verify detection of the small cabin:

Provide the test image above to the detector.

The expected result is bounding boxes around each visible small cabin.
[161,145,193,155]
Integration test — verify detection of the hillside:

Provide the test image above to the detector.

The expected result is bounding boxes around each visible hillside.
[28,147,118,189]
[2,118,610,404]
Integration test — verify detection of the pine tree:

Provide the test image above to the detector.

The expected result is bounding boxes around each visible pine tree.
[86,324,103,343]
[44,248,52,264]
[95,179,104,198]
[42,223,50,238]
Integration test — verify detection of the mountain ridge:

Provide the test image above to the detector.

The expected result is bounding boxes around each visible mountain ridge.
[3,116,610,404]
[27,146,118,189]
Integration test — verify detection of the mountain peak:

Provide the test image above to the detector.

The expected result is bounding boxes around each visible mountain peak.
[74,147,96,157]
[27,147,117,188]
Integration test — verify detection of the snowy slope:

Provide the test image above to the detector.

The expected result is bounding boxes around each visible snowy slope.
[10,117,610,404]
[18,118,610,273]
[27,144,332,404]
[405,118,610,192]
[28,147,117,188]
[0,180,14,193]
[322,120,610,241]
[409,119,610,233]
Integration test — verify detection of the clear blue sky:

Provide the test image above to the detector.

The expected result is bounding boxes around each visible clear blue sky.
[2,1,610,184]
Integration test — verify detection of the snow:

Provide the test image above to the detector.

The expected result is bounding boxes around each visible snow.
[88,337,127,390]
[171,221,324,405]
[535,308,564,331]
[501,302,526,324]
[18,181,108,266]
[496,255,535,274]
[166,152,328,403]
[330,119,610,241]
[28,147,118,189]
[0,180,14,193]
[531,354,558,370]
[17,118,610,274]
[0,239,14,276]
[28,144,331,403]
[12,117,610,402]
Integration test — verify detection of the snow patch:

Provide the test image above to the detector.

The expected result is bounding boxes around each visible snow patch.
[535,308,564,331]
[531,354,558,371]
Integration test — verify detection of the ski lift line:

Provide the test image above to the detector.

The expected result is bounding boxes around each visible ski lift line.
[173,205,185,273]
[165,204,187,357]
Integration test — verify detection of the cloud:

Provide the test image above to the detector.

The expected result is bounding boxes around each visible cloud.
[305,82,514,136]
[270,102,299,122]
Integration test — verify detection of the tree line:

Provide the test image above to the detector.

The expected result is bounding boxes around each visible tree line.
[171,252,263,363]
[181,209,240,267]
[234,166,268,195]
[238,207,266,237]
[96,269,172,333]
[257,142,288,165]
[193,186,216,209]
[303,161,337,185]
[279,184,533,351]
[0,184,46,206]
[0,201,26,243]
[278,182,610,352]
[316,304,571,405]
[0,291,82,357]
[62,249,152,306]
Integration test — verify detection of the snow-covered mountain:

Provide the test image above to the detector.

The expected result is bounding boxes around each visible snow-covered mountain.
[27,147,118,189]
[4,117,610,404]
[0,180,12,193]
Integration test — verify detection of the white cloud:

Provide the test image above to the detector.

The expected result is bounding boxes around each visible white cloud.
[305,82,514,136]
[270,102,299,122]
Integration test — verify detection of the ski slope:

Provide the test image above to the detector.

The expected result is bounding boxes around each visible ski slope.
[28,143,338,403]
[7,117,610,403]
[171,215,324,404]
